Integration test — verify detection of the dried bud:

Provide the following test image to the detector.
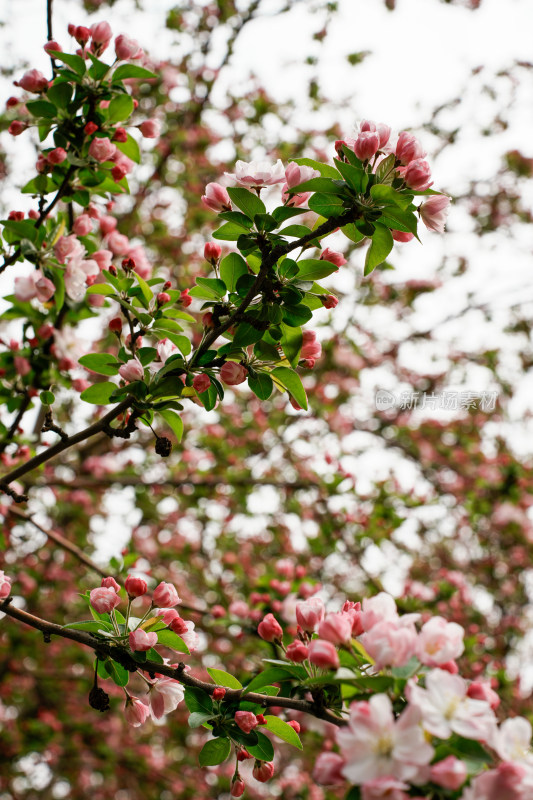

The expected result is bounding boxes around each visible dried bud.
[155,436,172,457]
[89,684,110,712]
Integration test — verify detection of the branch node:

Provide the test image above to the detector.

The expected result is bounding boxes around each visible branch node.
[0,482,28,503]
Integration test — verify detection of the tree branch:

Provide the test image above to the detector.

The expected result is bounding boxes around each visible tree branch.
[0,600,345,727]
[24,476,321,491]
[0,396,133,497]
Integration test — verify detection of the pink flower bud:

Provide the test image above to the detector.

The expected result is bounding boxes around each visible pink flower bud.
[35,274,56,303]
[113,127,128,143]
[286,640,309,662]
[376,123,391,148]
[300,330,322,361]
[235,711,258,734]
[288,720,300,733]
[201,182,231,213]
[430,756,468,790]
[115,34,142,61]
[139,119,161,138]
[180,288,192,307]
[111,165,127,183]
[402,159,433,191]
[18,69,48,93]
[307,639,340,670]
[257,613,283,642]
[102,575,121,591]
[253,761,275,782]
[204,242,222,263]
[318,612,353,645]
[14,356,31,376]
[193,373,211,394]
[312,752,345,785]
[90,21,113,46]
[213,687,226,701]
[8,121,26,136]
[125,575,147,598]
[124,695,150,727]
[467,680,500,709]
[118,358,144,383]
[419,195,450,233]
[44,40,62,54]
[88,137,117,163]
[0,570,11,600]
[230,778,245,797]
[157,292,171,306]
[153,581,181,608]
[106,231,129,255]
[84,121,98,136]
[74,26,91,45]
[48,147,68,165]
[320,248,346,267]
[157,607,179,625]
[90,586,121,614]
[295,596,325,632]
[220,361,247,386]
[395,131,426,165]
[321,295,338,309]
[94,249,113,271]
[391,230,414,243]
[354,131,380,161]
[73,214,92,236]
[129,628,157,652]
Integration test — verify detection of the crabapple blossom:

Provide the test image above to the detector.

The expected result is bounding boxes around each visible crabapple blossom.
[149,677,185,719]
[201,182,231,213]
[124,695,150,727]
[336,694,434,784]
[320,247,346,266]
[153,581,181,608]
[321,294,339,308]
[139,119,161,138]
[402,159,432,191]
[395,131,426,165]
[90,21,112,48]
[228,159,285,188]
[129,629,157,652]
[18,69,48,92]
[417,616,464,666]
[235,711,258,734]
[88,137,117,163]
[360,620,418,670]
[285,640,309,662]
[407,669,497,741]
[14,272,55,303]
[90,586,120,614]
[192,373,211,393]
[460,762,533,800]
[253,761,275,782]
[354,131,380,161]
[493,716,533,763]
[307,639,340,669]
[220,361,247,385]
[300,330,322,361]
[313,752,346,785]
[0,570,11,600]
[48,147,67,165]
[101,576,120,592]
[230,778,245,797]
[430,756,468,790]
[419,195,451,233]
[361,777,410,800]
[73,215,93,236]
[8,120,26,136]
[124,575,147,598]
[257,613,283,642]
[115,34,142,60]
[467,679,500,709]
[318,612,353,645]
[118,358,144,382]
[295,596,325,632]
[204,242,222,263]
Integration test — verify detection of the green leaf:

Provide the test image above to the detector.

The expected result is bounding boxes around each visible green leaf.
[104,659,129,687]
[288,176,346,195]
[345,787,362,800]
[46,82,73,109]
[282,304,313,328]
[79,353,121,376]
[195,277,227,298]
[296,258,340,281]
[156,629,190,653]
[198,737,231,767]
[247,731,274,762]
[212,222,251,241]
[279,225,311,239]
[391,657,420,680]
[1,219,38,243]
[157,409,183,442]
[135,273,153,303]
[197,382,218,412]
[87,52,110,81]
[334,159,368,194]
[370,184,412,209]
[364,223,394,276]
[248,372,273,400]
[188,712,214,728]
[86,283,115,296]
[271,366,307,409]
[232,322,264,348]
[25,100,57,119]
[184,687,213,714]
[207,668,243,690]
[218,211,254,229]
[227,187,266,219]
[245,668,294,693]
[264,716,302,749]
[308,192,345,219]
[62,620,114,633]
[341,223,365,244]
[112,64,157,81]
[380,206,419,236]
[40,391,55,406]
[374,153,396,184]
[272,206,306,224]
[279,324,302,367]
[107,94,135,123]
[48,51,86,76]
[290,158,341,179]
[220,253,248,292]
[116,133,141,164]
[80,382,118,405]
